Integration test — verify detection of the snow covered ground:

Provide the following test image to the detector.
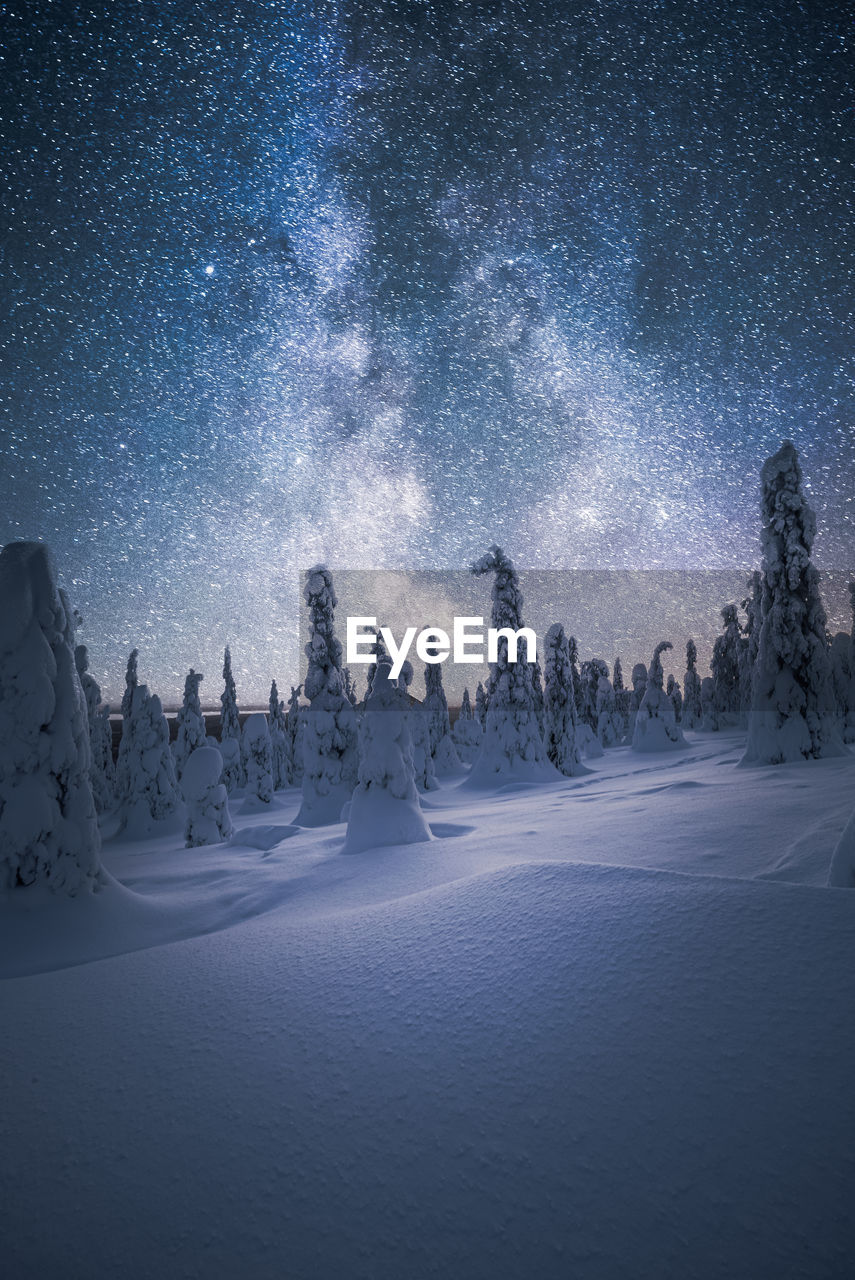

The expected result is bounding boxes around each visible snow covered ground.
[2,729,854,1278]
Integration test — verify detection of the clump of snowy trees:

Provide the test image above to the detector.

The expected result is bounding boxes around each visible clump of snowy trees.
[0,542,102,894]
[182,746,233,848]
[632,642,686,753]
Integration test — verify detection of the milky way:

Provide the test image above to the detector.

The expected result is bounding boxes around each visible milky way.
[2,1,853,702]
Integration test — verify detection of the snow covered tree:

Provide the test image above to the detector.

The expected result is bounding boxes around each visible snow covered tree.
[846,582,855,744]
[114,647,139,802]
[568,635,583,721]
[242,713,274,805]
[711,605,745,724]
[543,623,585,776]
[295,566,358,826]
[268,679,290,790]
[286,685,304,785]
[0,542,102,893]
[632,642,686,753]
[531,658,545,737]
[451,687,483,765]
[182,746,233,848]
[741,571,763,711]
[342,666,359,708]
[468,546,557,783]
[74,643,115,813]
[623,661,648,743]
[742,441,845,765]
[218,646,243,792]
[700,676,718,731]
[117,682,181,830]
[682,639,702,729]
[613,656,629,721]
[828,633,851,738]
[579,659,608,731]
[344,661,432,854]
[173,669,206,782]
[364,629,390,703]
[423,659,462,775]
[596,675,623,747]
[667,674,683,724]
[474,681,488,729]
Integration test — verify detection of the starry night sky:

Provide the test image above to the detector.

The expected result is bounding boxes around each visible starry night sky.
[2,0,853,703]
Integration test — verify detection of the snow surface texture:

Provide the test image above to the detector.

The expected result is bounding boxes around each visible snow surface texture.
[344,662,432,854]
[182,745,233,848]
[1,728,854,1279]
[0,542,101,893]
[743,441,845,765]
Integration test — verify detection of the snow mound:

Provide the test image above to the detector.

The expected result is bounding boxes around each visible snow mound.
[234,825,301,852]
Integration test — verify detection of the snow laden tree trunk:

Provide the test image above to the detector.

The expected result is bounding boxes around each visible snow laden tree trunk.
[543,623,585,777]
[742,441,845,765]
[173,668,206,782]
[182,746,233,848]
[114,647,139,802]
[219,645,243,791]
[242,713,274,805]
[75,643,115,813]
[632,642,686,753]
[682,639,703,729]
[467,546,557,785]
[268,679,290,790]
[451,687,484,765]
[423,659,462,776]
[712,604,745,725]
[118,684,181,832]
[344,662,432,854]
[295,567,358,826]
[0,542,102,894]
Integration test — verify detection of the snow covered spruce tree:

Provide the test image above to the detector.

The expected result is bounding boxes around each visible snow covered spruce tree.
[117,682,181,831]
[613,656,629,721]
[242,713,274,805]
[173,668,206,782]
[401,665,437,792]
[682,638,703,729]
[423,658,462,775]
[114,647,139,802]
[700,676,718,731]
[219,645,243,793]
[344,661,432,854]
[451,687,483,765]
[742,441,845,764]
[295,566,358,826]
[468,546,557,784]
[182,746,233,848]
[711,604,745,724]
[623,661,648,743]
[475,681,488,729]
[632,642,686,752]
[268,679,290,790]
[597,672,623,747]
[543,623,585,777]
[741,571,764,711]
[846,583,855,744]
[75,643,115,813]
[0,542,102,893]
[286,684,304,785]
[667,674,683,724]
